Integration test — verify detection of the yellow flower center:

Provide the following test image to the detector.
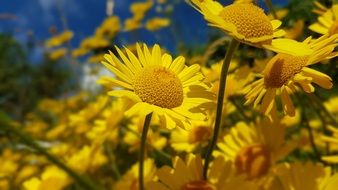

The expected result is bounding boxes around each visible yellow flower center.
[181,180,216,190]
[133,66,184,108]
[189,126,212,143]
[219,3,273,40]
[264,54,308,88]
[235,144,271,179]
[329,21,338,35]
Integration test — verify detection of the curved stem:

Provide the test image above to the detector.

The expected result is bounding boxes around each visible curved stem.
[0,122,102,190]
[264,0,278,19]
[203,39,240,179]
[139,113,153,190]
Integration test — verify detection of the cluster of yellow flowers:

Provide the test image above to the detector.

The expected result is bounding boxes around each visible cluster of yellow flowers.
[2,0,338,190]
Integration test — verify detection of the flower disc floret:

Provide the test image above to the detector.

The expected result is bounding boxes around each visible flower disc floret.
[133,66,184,109]
[219,3,273,39]
[264,54,308,88]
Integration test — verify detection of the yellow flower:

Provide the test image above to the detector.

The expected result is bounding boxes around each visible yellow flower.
[66,145,107,173]
[269,162,338,190]
[124,17,143,31]
[81,36,110,50]
[324,96,338,114]
[113,159,156,190]
[147,154,258,190]
[0,149,21,178]
[284,19,304,40]
[170,118,213,152]
[189,0,285,47]
[309,4,338,36]
[102,44,214,129]
[87,53,105,63]
[233,0,254,4]
[321,126,338,163]
[95,16,120,38]
[244,34,338,117]
[23,166,71,190]
[72,47,90,57]
[215,120,296,181]
[48,48,67,60]
[130,1,153,18]
[145,17,170,31]
[45,30,73,48]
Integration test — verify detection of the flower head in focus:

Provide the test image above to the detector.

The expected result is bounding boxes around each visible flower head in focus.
[102,43,215,130]
[244,34,338,118]
[189,0,285,47]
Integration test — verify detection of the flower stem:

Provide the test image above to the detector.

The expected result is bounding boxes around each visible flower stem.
[203,39,239,179]
[264,0,278,19]
[0,121,102,190]
[139,113,153,190]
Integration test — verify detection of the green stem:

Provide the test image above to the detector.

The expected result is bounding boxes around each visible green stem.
[264,0,278,19]
[202,39,240,180]
[0,122,102,190]
[139,113,153,190]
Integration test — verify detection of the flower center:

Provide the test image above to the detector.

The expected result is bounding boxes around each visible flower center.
[264,54,308,88]
[181,180,216,190]
[133,66,184,108]
[189,126,212,143]
[219,3,273,40]
[329,21,338,35]
[235,144,271,179]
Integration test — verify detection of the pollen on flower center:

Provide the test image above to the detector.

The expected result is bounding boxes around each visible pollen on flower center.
[133,66,184,109]
[264,54,309,88]
[219,3,273,39]
[181,180,216,190]
[235,144,271,179]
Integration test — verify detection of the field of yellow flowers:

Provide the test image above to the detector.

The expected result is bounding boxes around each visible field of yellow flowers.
[1,0,338,189]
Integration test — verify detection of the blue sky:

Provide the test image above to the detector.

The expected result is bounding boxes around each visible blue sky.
[1,0,288,61]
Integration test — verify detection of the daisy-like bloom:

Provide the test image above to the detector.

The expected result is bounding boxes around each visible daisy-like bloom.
[215,120,296,183]
[113,159,157,190]
[170,118,213,153]
[269,162,338,190]
[102,44,214,129]
[147,154,257,190]
[244,34,338,118]
[309,4,338,36]
[189,0,285,47]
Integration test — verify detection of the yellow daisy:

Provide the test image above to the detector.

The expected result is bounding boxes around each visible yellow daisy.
[170,118,213,153]
[189,0,285,47]
[309,4,338,35]
[101,44,214,130]
[215,120,296,181]
[244,34,338,117]
[269,162,338,190]
[147,154,257,190]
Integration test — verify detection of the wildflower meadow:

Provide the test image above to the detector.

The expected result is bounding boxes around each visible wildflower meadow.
[1,0,338,190]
